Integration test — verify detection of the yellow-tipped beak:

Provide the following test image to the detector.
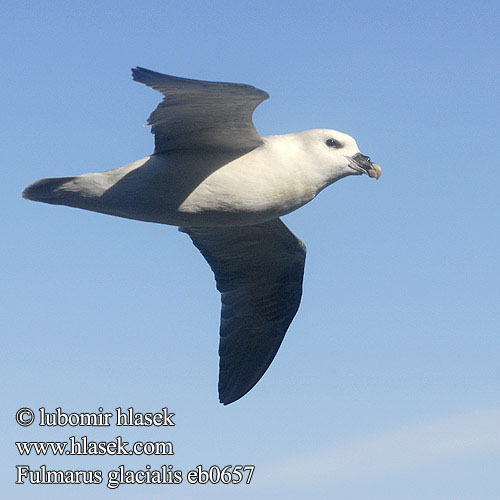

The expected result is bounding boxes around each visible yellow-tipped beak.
[368,162,382,179]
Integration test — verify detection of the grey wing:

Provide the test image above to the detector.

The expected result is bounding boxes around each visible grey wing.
[180,219,306,405]
[132,67,270,154]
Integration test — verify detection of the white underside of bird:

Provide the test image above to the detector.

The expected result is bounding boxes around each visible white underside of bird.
[25,130,378,227]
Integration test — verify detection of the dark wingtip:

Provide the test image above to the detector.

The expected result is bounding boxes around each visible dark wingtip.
[131,66,270,101]
[131,66,148,82]
[131,66,167,86]
[219,384,252,406]
[219,395,237,406]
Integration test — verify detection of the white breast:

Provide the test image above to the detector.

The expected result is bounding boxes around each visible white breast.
[178,138,319,222]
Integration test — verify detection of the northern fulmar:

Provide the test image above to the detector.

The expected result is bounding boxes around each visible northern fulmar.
[23,67,382,405]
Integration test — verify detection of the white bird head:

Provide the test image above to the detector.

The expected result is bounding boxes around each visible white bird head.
[291,129,382,183]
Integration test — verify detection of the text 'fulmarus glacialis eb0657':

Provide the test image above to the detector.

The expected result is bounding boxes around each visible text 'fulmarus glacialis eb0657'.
[24,67,382,405]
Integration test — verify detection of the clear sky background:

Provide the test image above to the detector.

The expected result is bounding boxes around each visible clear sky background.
[2,0,499,498]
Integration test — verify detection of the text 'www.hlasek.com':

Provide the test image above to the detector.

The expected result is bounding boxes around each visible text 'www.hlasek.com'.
[14,407,255,488]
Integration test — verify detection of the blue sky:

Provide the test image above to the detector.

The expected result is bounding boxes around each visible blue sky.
[3,0,500,498]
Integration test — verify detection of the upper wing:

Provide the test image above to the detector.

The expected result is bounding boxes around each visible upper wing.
[132,67,270,154]
[180,219,306,405]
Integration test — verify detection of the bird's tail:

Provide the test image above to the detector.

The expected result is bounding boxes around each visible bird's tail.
[22,176,77,205]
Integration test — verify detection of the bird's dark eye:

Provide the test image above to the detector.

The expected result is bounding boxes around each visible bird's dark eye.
[326,138,342,148]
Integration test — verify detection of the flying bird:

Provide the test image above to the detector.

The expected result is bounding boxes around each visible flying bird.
[23,67,381,405]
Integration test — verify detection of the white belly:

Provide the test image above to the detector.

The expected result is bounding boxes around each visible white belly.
[176,150,317,225]
[64,139,325,227]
